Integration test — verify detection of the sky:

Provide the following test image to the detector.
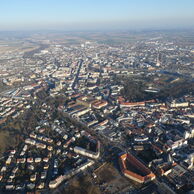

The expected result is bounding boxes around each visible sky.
[0,0,194,31]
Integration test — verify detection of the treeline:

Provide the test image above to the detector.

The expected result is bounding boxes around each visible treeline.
[157,79,194,100]
[121,78,194,102]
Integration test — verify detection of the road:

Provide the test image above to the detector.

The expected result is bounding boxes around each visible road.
[72,59,83,90]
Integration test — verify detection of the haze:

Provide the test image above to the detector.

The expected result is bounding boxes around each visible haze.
[0,0,194,31]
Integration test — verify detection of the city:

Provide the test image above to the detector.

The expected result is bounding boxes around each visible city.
[0,0,194,194]
[0,31,193,193]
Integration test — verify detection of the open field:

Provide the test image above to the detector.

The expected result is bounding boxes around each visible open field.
[94,162,141,194]
[0,40,39,55]
[0,131,10,155]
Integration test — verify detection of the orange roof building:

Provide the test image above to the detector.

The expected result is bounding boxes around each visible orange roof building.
[119,153,155,183]
[92,100,108,109]
[120,102,145,108]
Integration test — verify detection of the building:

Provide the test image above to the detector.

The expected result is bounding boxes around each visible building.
[76,96,98,107]
[167,100,189,108]
[74,140,100,160]
[92,100,108,109]
[119,153,155,183]
[49,160,94,189]
[120,102,145,108]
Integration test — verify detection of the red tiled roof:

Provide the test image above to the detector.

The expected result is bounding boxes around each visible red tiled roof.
[119,153,155,183]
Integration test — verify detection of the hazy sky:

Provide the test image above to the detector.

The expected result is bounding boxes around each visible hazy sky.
[0,0,194,31]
